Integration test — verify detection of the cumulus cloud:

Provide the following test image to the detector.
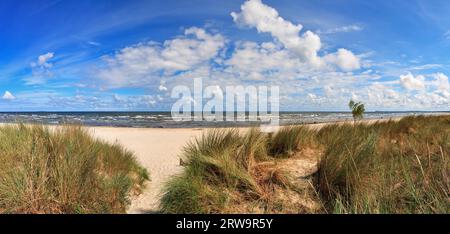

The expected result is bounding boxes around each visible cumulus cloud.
[231,0,360,71]
[97,27,225,89]
[2,91,15,100]
[400,72,425,91]
[324,48,361,71]
[94,0,362,95]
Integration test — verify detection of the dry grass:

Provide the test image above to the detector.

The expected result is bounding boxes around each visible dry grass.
[0,124,149,214]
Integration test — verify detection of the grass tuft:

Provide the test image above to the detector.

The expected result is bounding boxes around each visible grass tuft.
[0,124,149,214]
[268,126,316,158]
[160,127,321,214]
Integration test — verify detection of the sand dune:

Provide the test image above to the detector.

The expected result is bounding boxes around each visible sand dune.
[0,117,408,213]
[0,116,419,213]
[87,118,407,213]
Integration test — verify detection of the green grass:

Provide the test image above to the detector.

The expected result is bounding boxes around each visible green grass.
[160,128,320,214]
[268,126,316,158]
[160,115,450,214]
[317,116,450,213]
[0,124,149,214]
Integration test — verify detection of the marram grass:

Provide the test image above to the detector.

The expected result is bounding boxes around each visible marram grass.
[0,124,149,214]
[160,127,321,214]
[160,115,449,214]
[317,115,450,213]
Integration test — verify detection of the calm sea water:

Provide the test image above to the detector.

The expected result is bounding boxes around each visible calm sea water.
[0,112,447,128]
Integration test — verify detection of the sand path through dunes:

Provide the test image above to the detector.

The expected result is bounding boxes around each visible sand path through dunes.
[88,117,406,213]
[90,127,206,214]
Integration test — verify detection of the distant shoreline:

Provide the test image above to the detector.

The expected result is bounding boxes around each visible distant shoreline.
[0,112,448,129]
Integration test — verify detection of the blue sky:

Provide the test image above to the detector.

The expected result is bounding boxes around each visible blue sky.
[0,0,449,111]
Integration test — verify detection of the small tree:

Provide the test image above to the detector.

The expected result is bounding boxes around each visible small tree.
[348,100,365,123]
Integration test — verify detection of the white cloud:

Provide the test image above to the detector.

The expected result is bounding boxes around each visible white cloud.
[317,25,363,34]
[81,0,448,111]
[37,52,54,67]
[111,94,159,107]
[431,73,449,92]
[88,41,101,46]
[225,41,302,77]
[410,64,442,70]
[161,27,225,70]
[97,27,225,88]
[141,95,157,106]
[159,85,168,91]
[231,0,321,66]
[231,0,360,71]
[94,0,363,97]
[2,91,15,100]
[400,72,425,91]
[324,48,361,71]
[26,52,55,85]
[159,80,168,91]
[367,83,401,107]
[414,92,449,106]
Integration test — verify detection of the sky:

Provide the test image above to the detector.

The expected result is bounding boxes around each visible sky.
[0,0,449,111]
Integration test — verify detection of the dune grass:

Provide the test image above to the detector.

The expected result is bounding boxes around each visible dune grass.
[0,124,149,214]
[160,115,449,214]
[268,126,317,158]
[160,127,321,214]
[317,115,449,213]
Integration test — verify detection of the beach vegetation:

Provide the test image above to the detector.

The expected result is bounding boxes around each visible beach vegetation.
[348,100,366,122]
[161,115,449,214]
[160,128,322,214]
[0,124,149,214]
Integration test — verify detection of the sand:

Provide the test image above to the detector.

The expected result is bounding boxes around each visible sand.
[89,127,207,213]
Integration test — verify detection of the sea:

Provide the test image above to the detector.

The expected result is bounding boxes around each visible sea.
[0,111,447,128]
